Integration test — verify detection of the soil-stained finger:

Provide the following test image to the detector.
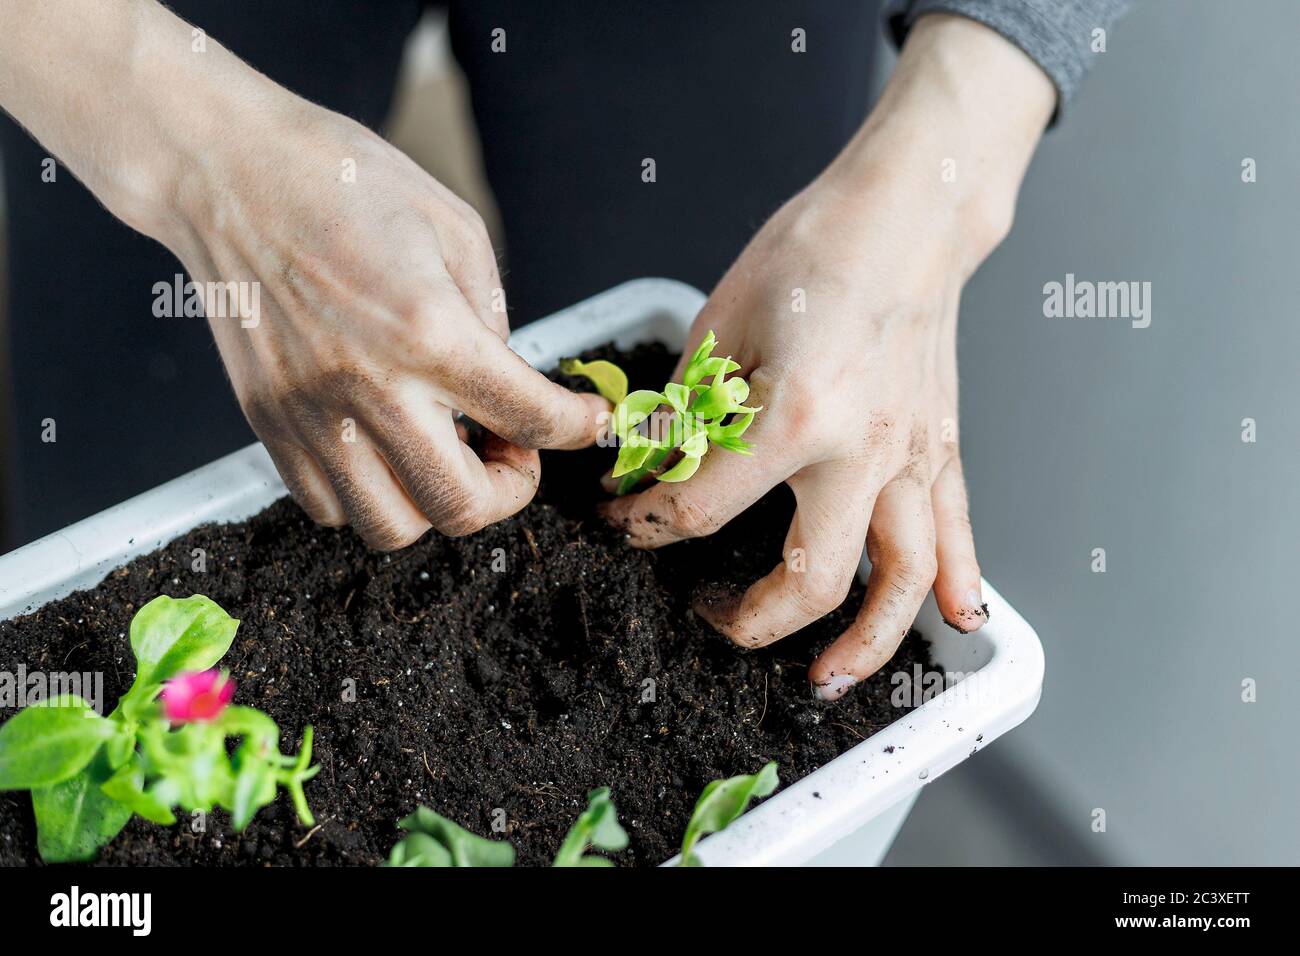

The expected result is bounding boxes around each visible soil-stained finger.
[809,474,937,701]
[693,463,875,648]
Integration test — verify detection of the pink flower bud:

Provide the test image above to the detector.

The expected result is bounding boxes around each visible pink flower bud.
[161,669,234,723]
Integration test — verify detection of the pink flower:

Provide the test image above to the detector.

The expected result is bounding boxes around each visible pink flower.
[161,670,234,723]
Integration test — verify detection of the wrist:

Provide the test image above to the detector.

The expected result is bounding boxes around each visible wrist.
[819,13,1053,275]
[116,3,299,251]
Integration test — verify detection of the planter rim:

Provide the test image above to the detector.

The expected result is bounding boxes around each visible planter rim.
[0,277,1043,867]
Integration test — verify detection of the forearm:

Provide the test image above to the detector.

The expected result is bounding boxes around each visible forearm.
[0,0,279,245]
[821,13,1055,276]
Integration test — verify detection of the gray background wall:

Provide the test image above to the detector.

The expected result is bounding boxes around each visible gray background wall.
[887,0,1300,866]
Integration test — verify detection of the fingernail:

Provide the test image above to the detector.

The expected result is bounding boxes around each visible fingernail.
[811,674,856,702]
[941,590,990,634]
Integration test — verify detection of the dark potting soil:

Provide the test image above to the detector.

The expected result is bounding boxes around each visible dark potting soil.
[0,343,933,867]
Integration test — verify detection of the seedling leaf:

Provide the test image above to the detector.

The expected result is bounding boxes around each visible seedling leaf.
[658,454,702,483]
[0,695,115,790]
[553,787,629,867]
[559,357,628,405]
[121,595,238,713]
[678,762,778,866]
[32,756,134,863]
[387,805,516,867]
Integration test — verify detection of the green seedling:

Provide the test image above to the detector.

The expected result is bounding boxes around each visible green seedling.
[386,788,629,868]
[382,763,777,869]
[552,787,629,867]
[0,594,318,862]
[385,805,516,867]
[678,761,779,866]
[562,331,761,494]
[558,357,628,405]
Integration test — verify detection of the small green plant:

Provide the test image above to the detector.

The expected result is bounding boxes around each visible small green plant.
[552,787,629,867]
[383,766,778,868]
[0,594,318,862]
[557,357,628,405]
[678,761,778,867]
[562,331,762,494]
[385,805,515,867]
[386,787,630,868]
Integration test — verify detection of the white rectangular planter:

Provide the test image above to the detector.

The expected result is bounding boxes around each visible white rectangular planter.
[0,278,1044,867]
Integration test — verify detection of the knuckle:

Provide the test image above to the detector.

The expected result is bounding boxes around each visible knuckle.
[892,548,939,592]
[789,566,852,618]
[942,506,974,534]
[423,483,488,537]
[240,392,286,439]
[438,506,488,538]
[661,492,717,538]
[442,205,495,268]
[359,518,425,552]
[508,416,562,450]
[283,482,342,528]
[312,364,378,405]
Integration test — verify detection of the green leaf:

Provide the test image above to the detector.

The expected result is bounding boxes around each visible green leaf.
[611,439,655,479]
[611,389,667,441]
[678,430,709,459]
[388,806,515,867]
[707,410,757,441]
[100,756,177,826]
[120,595,239,713]
[217,705,281,752]
[706,411,758,455]
[687,356,740,391]
[387,831,453,867]
[679,762,778,867]
[709,435,754,455]
[662,382,692,414]
[104,722,137,771]
[553,787,628,867]
[681,331,719,389]
[615,471,646,496]
[0,695,116,790]
[691,373,750,420]
[32,753,134,863]
[229,756,276,831]
[658,455,701,483]
[559,357,628,405]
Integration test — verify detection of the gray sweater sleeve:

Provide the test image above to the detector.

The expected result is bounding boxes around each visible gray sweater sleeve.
[884,0,1132,124]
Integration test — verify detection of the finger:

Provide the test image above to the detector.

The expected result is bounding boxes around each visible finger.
[440,313,609,450]
[473,431,543,524]
[693,464,875,648]
[369,405,540,536]
[261,437,347,528]
[600,378,788,548]
[809,474,938,701]
[304,423,432,551]
[931,455,987,632]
